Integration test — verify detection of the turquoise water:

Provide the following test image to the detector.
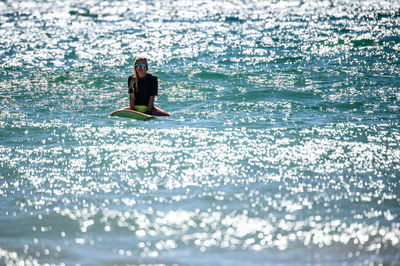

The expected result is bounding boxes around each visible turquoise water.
[1,0,400,265]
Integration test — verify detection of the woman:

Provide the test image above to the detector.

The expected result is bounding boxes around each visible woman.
[125,56,169,116]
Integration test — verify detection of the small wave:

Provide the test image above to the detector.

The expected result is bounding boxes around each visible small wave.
[351,39,375,47]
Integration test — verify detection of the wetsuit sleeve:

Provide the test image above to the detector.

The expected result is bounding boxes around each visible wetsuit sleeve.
[128,76,134,94]
[150,76,158,96]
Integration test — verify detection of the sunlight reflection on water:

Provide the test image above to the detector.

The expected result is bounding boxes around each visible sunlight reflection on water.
[1,0,400,265]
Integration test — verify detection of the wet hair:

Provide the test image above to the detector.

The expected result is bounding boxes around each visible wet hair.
[129,56,148,93]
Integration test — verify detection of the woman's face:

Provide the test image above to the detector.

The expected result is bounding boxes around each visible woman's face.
[136,60,147,78]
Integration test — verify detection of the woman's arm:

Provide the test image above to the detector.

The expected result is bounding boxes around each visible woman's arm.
[146,96,155,114]
[129,93,136,110]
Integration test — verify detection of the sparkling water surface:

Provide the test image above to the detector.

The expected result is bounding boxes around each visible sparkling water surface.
[1,0,400,265]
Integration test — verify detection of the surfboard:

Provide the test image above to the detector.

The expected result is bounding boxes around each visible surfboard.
[110,109,154,120]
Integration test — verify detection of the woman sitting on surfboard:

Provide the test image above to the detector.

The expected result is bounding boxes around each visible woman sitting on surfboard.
[124,56,169,116]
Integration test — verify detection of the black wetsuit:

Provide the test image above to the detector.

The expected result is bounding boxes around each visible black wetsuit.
[127,73,158,105]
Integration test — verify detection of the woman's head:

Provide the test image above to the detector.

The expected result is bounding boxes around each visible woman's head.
[134,56,148,79]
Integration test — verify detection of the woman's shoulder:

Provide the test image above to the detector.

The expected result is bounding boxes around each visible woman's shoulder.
[146,73,157,80]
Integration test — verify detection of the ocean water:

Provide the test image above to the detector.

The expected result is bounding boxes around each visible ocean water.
[1,0,400,265]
